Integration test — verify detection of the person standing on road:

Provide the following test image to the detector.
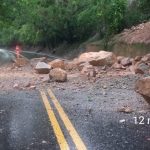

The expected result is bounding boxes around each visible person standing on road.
[15,45,22,58]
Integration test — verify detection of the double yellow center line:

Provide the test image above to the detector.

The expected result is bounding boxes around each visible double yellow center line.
[40,88,87,150]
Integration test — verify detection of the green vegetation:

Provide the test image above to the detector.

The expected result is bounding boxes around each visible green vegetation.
[125,0,150,27]
[0,0,150,49]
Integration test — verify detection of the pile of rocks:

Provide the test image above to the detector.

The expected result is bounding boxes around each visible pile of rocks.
[34,59,67,82]
[112,54,150,75]
[76,51,150,77]
[10,50,150,104]
[30,50,150,104]
[110,53,150,104]
[78,51,150,78]
[132,54,150,104]
[133,54,150,74]
[33,51,150,81]
[33,50,118,82]
[77,50,116,77]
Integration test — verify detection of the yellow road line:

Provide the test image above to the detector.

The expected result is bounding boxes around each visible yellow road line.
[48,88,87,150]
[40,91,69,150]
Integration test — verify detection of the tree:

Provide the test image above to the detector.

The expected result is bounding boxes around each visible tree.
[0,0,149,48]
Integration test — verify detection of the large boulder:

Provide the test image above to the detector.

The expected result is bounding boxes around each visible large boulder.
[35,62,51,74]
[135,77,150,104]
[49,68,67,82]
[78,51,116,66]
[49,59,65,69]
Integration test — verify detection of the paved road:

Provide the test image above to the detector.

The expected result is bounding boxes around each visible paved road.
[0,87,150,150]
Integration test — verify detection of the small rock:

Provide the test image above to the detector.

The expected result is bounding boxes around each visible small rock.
[81,64,94,73]
[118,106,133,113]
[88,70,97,77]
[42,77,50,83]
[120,57,132,66]
[134,56,142,62]
[117,56,124,64]
[119,119,126,123]
[112,63,123,69]
[39,76,44,80]
[42,140,47,144]
[129,65,135,74]
[25,83,31,88]
[29,86,36,90]
[103,85,107,89]
[13,83,19,89]
[81,64,97,78]
[102,66,107,70]
[141,55,150,62]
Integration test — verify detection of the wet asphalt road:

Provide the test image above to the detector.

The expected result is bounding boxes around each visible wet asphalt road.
[0,87,150,150]
[0,90,59,150]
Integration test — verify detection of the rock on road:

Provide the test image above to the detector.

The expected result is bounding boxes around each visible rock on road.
[0,75,150,150]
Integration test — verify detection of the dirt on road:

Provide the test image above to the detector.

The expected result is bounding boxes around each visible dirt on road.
[1,56,150,150]
[0,61,149,113]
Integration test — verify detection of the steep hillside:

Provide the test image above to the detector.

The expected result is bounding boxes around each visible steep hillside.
[85,21,150,57]
[113,21,150,44]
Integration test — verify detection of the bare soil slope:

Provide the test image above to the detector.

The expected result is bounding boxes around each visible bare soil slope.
[114,21,150,44]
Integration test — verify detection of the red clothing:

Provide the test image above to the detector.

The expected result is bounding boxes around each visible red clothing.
[15,45,21,58]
